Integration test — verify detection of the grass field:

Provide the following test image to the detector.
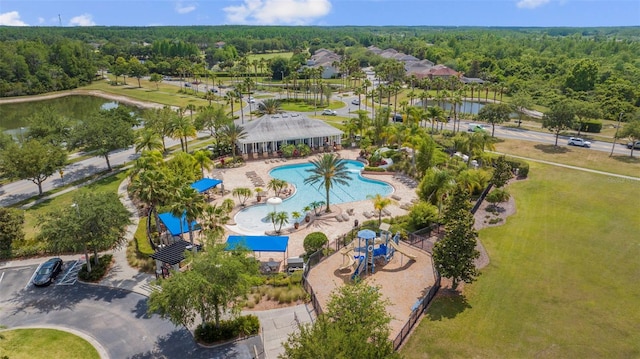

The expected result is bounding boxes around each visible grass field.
[400,163,640,358]
[21,171,128,241]
[246,51,294,62]
[494,139,640,178]
[0,328,100,359]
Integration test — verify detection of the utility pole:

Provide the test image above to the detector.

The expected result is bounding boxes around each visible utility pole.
[610,111,624,157]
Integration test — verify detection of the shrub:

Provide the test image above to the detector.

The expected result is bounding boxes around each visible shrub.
[364,166,386,172]
[578,120,602,133]
[503,158,530,178]
[195,315,260,344]
[78,254,113,282]
[303,232,328,255]
[126,240,156,273]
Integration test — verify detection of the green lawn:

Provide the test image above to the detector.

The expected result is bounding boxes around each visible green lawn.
[21,171,128,241]
[0,328,100,359]
[494,139,640,178]
[245,51,294,62]
[401,163,640,358]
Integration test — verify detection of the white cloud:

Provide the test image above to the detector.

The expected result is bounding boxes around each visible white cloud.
[69,14,96,26]
[0,11,28,26]
[516,0,551,9]
[38,17,45,24]
[224,0,332,25]
[175,2,197,14]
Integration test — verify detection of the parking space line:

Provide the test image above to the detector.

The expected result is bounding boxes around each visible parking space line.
[0,272,4,286]
[25,266,39,289]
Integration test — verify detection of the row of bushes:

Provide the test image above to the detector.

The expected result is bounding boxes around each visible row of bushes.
[504,158,530,178]
[195,315,260,344]
[78,254,113,282]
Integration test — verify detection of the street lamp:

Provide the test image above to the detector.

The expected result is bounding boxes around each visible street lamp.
[610,111,624,157]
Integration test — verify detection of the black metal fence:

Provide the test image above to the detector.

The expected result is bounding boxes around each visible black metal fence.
[392,270,441,350]
[471,183,493,214]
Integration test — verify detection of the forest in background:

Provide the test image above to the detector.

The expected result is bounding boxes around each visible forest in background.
[0,26,639,119]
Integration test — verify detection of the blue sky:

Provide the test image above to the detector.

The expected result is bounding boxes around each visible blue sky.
[1,0,638,27]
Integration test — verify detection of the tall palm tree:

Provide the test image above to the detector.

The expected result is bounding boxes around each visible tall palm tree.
[193,150,213,178]
[169,185,205,246]
[426,106,445,136]
[222,123,247,162]
[170,114,196,152]
[304,154,352,213]
[130,167,169,234]
[134,128,163,153]
[367,194,396,226]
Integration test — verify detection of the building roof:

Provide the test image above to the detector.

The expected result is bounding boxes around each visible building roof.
[151,240,202,265]
[238,113,343,144]
[226,235,289,252]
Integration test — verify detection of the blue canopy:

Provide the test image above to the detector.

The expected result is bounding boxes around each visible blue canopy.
[158,212,199,236]
[226,235,289,253]
[191,178,222,193]
[357,229,376,240]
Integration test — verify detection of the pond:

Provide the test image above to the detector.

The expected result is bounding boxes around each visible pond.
[0,95,140,136]
[417,100,486,114]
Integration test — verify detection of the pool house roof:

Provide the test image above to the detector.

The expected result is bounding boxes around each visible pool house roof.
[238,113,343,145]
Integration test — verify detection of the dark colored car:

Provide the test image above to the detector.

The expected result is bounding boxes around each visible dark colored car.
[33,258,63,286]
[392,113,403,122]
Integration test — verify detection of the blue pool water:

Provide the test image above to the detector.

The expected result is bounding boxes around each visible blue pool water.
[234,160,393,234]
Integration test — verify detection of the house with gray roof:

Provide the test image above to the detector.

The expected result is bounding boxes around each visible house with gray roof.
[237,113,343,157]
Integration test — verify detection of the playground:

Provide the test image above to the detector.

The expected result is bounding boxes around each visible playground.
[305,228,436,340]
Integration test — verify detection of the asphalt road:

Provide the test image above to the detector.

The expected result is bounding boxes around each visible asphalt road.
[0,264,262,359]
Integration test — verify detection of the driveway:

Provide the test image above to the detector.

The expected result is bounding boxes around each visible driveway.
[0,265,262,359]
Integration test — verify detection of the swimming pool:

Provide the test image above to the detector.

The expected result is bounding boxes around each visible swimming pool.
[233,160,393,234]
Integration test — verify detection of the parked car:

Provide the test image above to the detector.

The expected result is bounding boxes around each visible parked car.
[322,109,337,116]
[567,137,591,148]
[626,140,640,149]
[392,113,403,122]
[247,96,256,103]
[351,99,360,105]
[33,258,63,287]
[468,123,486,132]
[209,88,218,93]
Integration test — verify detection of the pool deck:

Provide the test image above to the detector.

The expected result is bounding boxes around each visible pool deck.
[212,148,420,260]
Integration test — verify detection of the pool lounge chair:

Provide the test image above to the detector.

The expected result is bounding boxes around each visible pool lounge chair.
[335,215,343,222]
[363,211,373,219]
[382,208,392,216]
[341,213,350,221]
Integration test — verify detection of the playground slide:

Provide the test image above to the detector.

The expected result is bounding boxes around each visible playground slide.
[338,250,356,271]
[351,256,366,279]
[388,240,417,261]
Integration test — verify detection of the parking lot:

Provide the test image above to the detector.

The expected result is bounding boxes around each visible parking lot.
[0,258,83,302]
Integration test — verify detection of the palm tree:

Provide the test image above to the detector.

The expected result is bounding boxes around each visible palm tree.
[367,194,396,226]
[130,168,169,235]
[169,185,205,246]
[193,150,213,178]
[201,201,233,242]
[222,123,247,162]
[257,99,282,115]
[267,178,287,197]
[426,106,445,136]
[266,211,289,234]
[134,128,163,153]
[417,168,456,213]
[232,187,252,206]
[304,154,352,213]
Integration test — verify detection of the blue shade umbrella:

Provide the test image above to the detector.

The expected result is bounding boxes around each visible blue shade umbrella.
[357,229,376,240]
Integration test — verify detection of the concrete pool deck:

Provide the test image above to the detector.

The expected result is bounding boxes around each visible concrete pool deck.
[212,148,420,260]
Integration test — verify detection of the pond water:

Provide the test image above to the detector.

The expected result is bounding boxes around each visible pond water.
[0,95,139,135]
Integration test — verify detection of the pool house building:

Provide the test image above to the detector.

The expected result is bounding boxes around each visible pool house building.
[237,113,344,158]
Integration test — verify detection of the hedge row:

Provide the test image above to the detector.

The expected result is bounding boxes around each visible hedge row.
[195,315,260,344]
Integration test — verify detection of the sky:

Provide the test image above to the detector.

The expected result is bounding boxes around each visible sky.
[0,0,638,27]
